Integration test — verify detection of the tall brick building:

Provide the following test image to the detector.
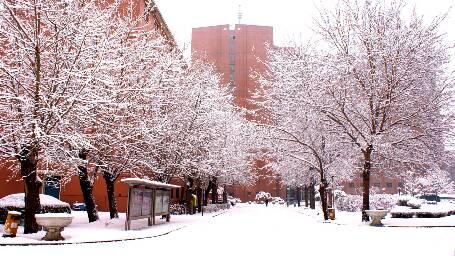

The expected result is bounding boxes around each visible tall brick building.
[191,24,286,202]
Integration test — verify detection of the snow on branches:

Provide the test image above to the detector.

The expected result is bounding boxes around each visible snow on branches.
[254,0,455,221]
[0,0,254,228]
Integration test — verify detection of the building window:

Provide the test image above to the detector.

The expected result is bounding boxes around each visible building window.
[247,191,252,196]
[373,182,380,187]
[349,183,355,188]
[176,188,180,198]
[386,182,393,188]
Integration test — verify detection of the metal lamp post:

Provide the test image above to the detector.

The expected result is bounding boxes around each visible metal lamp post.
[331,176,335,208]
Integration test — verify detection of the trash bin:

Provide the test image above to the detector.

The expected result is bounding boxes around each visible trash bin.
[3,211,21,237]
[328,208,335,220]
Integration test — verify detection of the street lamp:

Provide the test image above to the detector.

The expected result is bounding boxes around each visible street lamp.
[286,186,290,207]
[331,176,335,209]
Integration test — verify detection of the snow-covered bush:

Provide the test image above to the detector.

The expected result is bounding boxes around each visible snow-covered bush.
[0,194,71,223]
[390,206,416,218]
[335,193,362,212]
[391,211,416,218]
[447,205,455,216]
[335,192,396,212]
[397,195,413,206]
[255,191,271,201]
[407,199,423,209]
[371,194,397,210]
[415,210,448,218]
[271,197,285,204]
[170,204,186,215]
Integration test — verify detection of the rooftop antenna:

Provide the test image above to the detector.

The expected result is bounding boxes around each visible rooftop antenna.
[237,4,243,24]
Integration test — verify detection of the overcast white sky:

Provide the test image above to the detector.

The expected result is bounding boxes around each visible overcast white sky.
[155,0,454,49]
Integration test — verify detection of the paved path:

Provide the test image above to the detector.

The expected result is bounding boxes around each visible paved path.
[0,204,454,256]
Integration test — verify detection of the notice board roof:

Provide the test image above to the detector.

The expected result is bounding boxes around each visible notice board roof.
[121,178,181,189]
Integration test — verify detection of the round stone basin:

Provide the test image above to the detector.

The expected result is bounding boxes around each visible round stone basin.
[365,210,389,226]
[35,213,73,241]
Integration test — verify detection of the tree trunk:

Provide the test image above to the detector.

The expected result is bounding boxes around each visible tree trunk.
[103,171,119,219]
[211,177,218,204]
[222,185,228,204]
[319,181,329,220]
[77,150,99,222]
[196,185,202,213]
[296,186,301,207]
[19,143,42,234]
[309,182,315,209]
[304,185,309,207]
[204,180,212,206]
[362,146,373,222]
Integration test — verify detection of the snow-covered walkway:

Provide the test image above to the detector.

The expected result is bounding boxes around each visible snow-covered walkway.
[1,204,454,256]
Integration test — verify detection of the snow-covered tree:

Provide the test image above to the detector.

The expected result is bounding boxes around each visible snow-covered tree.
[313,0,454,221]
[403,168,455,196]
[0,0,124,232]
[254,45,356,219]
[254,0,454,221]
[142,57,257,210]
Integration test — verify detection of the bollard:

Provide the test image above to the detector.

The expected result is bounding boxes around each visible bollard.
[328,208,336,220]
[3,211,21,237]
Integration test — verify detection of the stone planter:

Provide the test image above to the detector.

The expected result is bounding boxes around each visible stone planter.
[365,210,389,226]
[35,213,73,241]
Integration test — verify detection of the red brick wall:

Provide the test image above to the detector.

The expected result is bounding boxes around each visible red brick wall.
[0,164,24,199]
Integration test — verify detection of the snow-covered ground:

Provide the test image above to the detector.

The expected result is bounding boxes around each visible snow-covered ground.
[0,210,217,244]
[1,204,454,256]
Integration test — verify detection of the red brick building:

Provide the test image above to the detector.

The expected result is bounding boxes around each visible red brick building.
[191,24,286,202]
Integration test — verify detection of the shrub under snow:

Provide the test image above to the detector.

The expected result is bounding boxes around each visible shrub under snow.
[169,204,186,215]
[335,191,397,212]
[0,193,71,223]
[390,201,455,218]
[255,191,271,201]
[390,206,416,218]
[407,198,423,209]
[415,210,448,218]
[397,195,413,206]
